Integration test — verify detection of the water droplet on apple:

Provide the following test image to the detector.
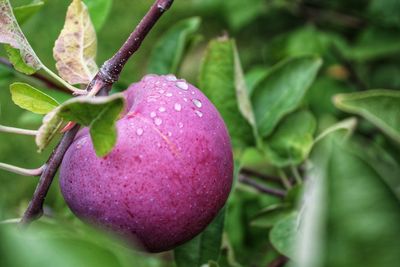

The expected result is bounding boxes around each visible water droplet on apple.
[154,117,162,126]
[178,122,184,128]
[159,107,166,112]
[195,110,203,117]
[136,128,144,136]
[176,81,188,90]
[174,103,182,111]
[166,92,173,97]
[150,111,156,118]
[192,99,202,108]
[165,74,177,81]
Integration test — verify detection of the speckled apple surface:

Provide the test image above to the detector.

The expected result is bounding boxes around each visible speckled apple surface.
[59,74,233,252]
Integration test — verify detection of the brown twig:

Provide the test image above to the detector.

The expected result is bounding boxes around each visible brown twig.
[240,168,282,183]
[0,57,71,94]
[268,256,288,267]
[239,175,286,198]
[20,0,174,226]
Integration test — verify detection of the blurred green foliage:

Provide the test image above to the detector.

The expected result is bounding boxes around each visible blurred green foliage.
[1,0,400,266]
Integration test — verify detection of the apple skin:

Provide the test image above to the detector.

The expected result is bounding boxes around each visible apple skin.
[59,74,233,252]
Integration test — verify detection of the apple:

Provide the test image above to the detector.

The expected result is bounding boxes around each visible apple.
[59,74,233,252]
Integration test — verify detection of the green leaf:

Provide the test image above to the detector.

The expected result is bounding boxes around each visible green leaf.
[368,0,400,27]
[175,208,226,267]
[58,94,125,157]
[10,82,60,114]
[199,37,254,148]
[4,44,36,75]
[252,56,322,137]
[297,135,400,267]
[250,203,293,228]
[13,1,44,25]
[147,17,201,75]
[334,89,400,143]
[345,27,400,61]
[314,117,357,144]
[269,212,297,259]
[263,110,317,167]
[83,0,113,31]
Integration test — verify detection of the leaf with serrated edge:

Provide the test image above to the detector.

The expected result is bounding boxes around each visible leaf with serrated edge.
[10,82,60,114]
[0,0,42,71]
[53,0,98,85]
[334,89,400,143]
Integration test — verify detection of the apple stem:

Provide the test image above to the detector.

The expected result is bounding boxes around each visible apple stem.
[0,162,44,177]
[0,125,38,136]
[238,175,286,198]
[20,0,175,226]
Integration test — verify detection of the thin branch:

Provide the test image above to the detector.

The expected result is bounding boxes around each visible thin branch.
[239,175,286,198]
[20,0,174,226]
[0,57,71,94]
[0,124,38,136]
[240,168,282,183]
[0,162,43,176]
[268,256,288,267]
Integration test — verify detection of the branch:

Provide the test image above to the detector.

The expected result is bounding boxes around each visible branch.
[240,168,282,183]
[239,175,286,198]
[20,0,174,226]
[0,57,71,94]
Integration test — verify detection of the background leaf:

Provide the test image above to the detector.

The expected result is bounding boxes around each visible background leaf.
[175,208,226,267]
[269,212,297,259]
[251,56,322,137]
[147,17,201,75]
[83,0,112,31]
[263,110,317,167]
[334,89,400,143]
[296,135,400,267]
[199,37,254,149]
[13,1,44,25]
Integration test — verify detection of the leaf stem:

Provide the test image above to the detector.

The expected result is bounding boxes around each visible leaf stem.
[0,162,43,176]
[278,169,292,189]
[0,125,38,136]
[41,65,87,95]
[291,165,303,184]
[20,0,175,226]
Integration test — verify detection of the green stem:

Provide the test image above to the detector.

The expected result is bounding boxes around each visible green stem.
[41,66,87,95]
[291,165,302,185]
[278,169,292,189]
[0,125,38,136]
[0,162,43,176]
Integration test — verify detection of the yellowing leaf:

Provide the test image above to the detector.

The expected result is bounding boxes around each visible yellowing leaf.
[0,0,42,71]
[53,0,98,85]
[10,82,60,114]
[35,110,63,152]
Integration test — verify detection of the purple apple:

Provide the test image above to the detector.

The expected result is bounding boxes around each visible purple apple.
[59,74,233,252]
